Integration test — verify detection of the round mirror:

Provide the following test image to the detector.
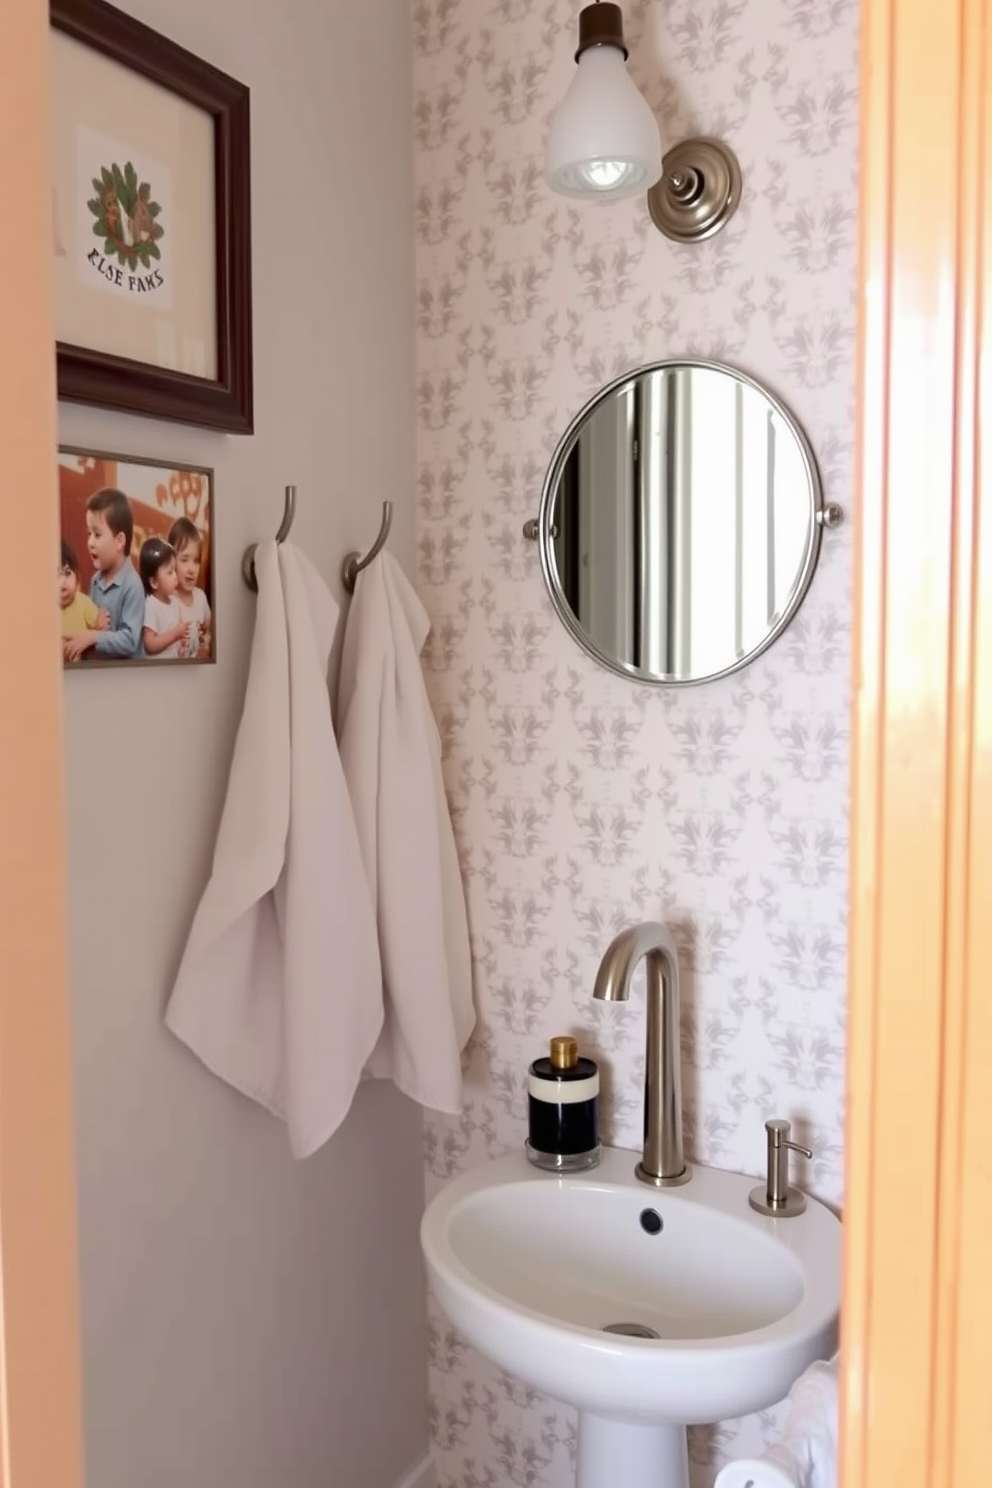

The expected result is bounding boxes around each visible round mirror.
[536,359,831,686]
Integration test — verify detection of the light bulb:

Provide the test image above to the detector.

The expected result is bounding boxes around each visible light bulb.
[580,160,631,190]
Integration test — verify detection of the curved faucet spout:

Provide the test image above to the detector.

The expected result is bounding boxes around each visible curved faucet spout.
[593,922,690,1187]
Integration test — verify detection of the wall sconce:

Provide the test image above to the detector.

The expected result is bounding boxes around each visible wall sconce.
[544,1,742,242]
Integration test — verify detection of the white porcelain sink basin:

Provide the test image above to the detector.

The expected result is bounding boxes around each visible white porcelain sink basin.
[422,1146,841,1488]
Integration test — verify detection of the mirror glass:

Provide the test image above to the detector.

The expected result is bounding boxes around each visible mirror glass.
[538,360,824,685]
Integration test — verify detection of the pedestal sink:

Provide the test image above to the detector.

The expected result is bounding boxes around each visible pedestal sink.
[421,1146,841,1488]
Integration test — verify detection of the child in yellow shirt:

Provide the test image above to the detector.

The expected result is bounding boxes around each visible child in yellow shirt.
[60,540,108,649]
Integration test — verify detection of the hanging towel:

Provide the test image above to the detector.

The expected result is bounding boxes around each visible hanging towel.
[165,541,383,1158]
[337,550,474,1113]
[714,1355,839,1488]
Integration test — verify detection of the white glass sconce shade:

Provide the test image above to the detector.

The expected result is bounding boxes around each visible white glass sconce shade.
[545,8,662,200]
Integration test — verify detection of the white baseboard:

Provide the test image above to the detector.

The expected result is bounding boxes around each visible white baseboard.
[393,1452,435,1488]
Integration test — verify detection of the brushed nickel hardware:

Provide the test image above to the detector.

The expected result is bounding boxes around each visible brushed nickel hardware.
[523,517,560,540]
[243,491,396,597]
[748,1119,812,1218]
[242,483,297,592]
[647,137,742,243]
[342,501,394,593]
[593,922,691,1188]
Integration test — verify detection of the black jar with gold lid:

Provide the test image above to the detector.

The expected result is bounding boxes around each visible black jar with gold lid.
[526,1035,601,1172]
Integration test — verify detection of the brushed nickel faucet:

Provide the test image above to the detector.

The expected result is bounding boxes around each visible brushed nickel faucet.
[593,922,691,1188]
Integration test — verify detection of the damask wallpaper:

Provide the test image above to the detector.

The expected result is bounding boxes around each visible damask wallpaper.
[413,0,857,1482]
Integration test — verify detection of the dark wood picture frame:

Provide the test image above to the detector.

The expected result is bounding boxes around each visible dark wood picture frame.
[51,0,253,433]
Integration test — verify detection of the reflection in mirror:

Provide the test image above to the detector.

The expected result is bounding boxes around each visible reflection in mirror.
[540,361,824,685]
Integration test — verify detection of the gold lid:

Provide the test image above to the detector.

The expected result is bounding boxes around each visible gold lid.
[549,1036,578,1071]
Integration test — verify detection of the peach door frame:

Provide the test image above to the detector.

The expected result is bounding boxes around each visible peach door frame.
[0,0,85,1486]
[3,0,992,1484]
[843,0,992,1481]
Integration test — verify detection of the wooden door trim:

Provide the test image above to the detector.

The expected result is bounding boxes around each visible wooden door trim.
[0,1,84,1485]
[844,0,992,1481]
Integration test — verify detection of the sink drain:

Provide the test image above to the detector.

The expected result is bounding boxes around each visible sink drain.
[602,1321,660,1340]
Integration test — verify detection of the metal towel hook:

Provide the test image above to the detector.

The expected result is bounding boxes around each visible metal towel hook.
[242,484,297,592]
[341,501,393,593]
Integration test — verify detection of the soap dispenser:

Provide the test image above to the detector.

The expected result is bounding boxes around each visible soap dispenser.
[748,1118,812,1216]
[526,1035,600,1172]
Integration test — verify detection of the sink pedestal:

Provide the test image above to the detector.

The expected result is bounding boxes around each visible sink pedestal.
[576,1414,688,1488]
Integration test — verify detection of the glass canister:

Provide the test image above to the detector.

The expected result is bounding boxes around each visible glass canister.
[526,1035,601,1172]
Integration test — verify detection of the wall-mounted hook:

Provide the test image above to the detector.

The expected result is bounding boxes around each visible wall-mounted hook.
[242,485,297,592]
[342,502,394,593]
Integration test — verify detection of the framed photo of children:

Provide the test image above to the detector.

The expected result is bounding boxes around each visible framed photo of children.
[50,0,253,433]
[58,448,215,668]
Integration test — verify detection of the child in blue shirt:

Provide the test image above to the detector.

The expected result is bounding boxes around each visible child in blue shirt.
[63,487,145,662]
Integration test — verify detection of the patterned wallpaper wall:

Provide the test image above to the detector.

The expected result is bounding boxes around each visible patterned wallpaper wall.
[413,0,857,1482]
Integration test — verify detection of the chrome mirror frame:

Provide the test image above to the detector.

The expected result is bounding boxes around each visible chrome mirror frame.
[528,358,841,687]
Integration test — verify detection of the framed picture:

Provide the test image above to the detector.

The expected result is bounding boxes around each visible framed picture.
[59,447,216,668]
[50,0,253,433]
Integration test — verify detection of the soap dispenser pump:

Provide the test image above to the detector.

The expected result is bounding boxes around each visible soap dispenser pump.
[526,1035,601,1173]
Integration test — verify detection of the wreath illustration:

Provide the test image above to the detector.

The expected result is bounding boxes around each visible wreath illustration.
[87,162,164,271]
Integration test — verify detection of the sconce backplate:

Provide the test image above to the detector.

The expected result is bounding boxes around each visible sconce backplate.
[647,137,742,243]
